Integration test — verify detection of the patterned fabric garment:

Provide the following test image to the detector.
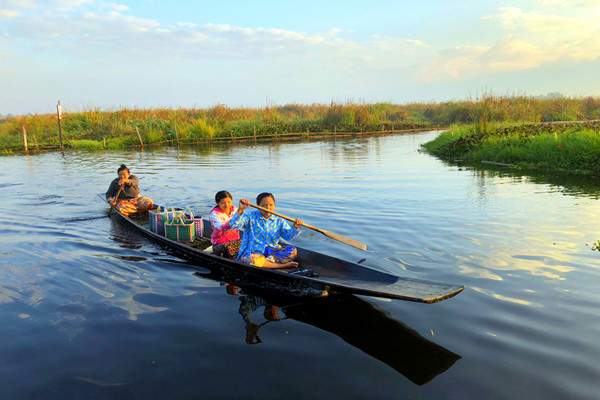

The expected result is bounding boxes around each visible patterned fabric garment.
[116,196,153,216]
[208,206,240,245]
[229,208,299,262]
[213,239,241,259]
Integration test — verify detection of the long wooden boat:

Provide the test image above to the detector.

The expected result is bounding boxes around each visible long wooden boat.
[104,201,463,303]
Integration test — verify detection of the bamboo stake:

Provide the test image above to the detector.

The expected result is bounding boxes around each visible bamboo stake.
[135,126,144,149]
[174,123,180,146]
[22,125,28,152]
[56,100,64,152]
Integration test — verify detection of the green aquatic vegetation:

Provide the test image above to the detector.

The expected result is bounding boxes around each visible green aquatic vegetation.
[67,139,104,151]
[2,95,600,154]
[105,136,137,150]
[189,118,216,139]
[423,122,600,175]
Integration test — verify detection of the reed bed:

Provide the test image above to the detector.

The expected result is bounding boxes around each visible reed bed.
[2,95,600,153]
[423,121,600,175]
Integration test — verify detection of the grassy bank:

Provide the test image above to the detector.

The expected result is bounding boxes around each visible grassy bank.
[0,103,431,154]
[422,121,600,175]
[2,95,600,154]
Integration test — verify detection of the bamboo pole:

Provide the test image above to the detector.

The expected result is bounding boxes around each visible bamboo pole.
[22,125,28,152]
[248,203,368,251]
[56,100,64,152]
[174,123,180,146]
[103,137,106,149]
[135,126,144,149]
[253,125,257,141]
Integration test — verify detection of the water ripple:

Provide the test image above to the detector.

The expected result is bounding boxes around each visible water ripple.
[1,132,600,399]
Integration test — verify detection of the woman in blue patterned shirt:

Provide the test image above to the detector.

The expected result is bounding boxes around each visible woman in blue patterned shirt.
[229,192,303,269]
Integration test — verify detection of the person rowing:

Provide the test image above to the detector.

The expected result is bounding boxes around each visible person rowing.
[229,192,303,269]
[105,164,153,216]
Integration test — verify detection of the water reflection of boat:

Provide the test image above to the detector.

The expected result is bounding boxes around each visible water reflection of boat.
[103,200,463,303]
[227,285,461,385]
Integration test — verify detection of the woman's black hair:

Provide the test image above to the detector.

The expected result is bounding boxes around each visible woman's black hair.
[215,190,233,205]
[256,192,275,205]
[117,164,130,173]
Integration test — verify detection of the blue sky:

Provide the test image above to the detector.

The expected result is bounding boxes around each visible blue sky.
[1,0,599,114]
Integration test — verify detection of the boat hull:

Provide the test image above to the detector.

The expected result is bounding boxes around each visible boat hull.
[105,203,464,303]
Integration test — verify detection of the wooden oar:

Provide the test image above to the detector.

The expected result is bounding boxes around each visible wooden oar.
[248,203,368,251]
[109,184,124,214]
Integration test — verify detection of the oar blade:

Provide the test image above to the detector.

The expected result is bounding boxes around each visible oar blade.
[316,228,368,251]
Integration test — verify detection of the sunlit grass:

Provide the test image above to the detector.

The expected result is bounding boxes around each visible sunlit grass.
[1,95,599,152]
[423,123,600,175]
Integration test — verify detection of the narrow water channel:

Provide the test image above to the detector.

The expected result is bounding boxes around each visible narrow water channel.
[1,132,599,399]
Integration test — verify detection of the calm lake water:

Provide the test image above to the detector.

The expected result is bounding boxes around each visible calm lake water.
[1,132,599,399]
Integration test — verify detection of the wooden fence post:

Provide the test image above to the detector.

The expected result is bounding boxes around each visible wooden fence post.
[135,126,144,149]
[56,100,64,151]
[22,125,28,152]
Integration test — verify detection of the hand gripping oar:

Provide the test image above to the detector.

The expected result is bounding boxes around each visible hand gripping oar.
[248,203,368,251]
[109,184,124,215]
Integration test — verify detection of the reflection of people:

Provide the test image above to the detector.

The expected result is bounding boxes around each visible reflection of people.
[229,192,303,269]
[208,191,241,259]
[225,284,283,345]
[105,164,153,216]
[220,286,461,384]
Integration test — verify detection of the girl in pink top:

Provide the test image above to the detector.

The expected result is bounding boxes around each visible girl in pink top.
[209,190,241,258]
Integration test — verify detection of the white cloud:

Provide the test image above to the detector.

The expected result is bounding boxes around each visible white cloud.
[1,3,425,67]
[0,0,37,7]
[54,0,94,10]
[0,8,19,16]
[537,0,600,6]
[2,0,600,102]
[420,45,489,80]
[108,2,127,12]
[422,4,600,81]
[490,6,595,33]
